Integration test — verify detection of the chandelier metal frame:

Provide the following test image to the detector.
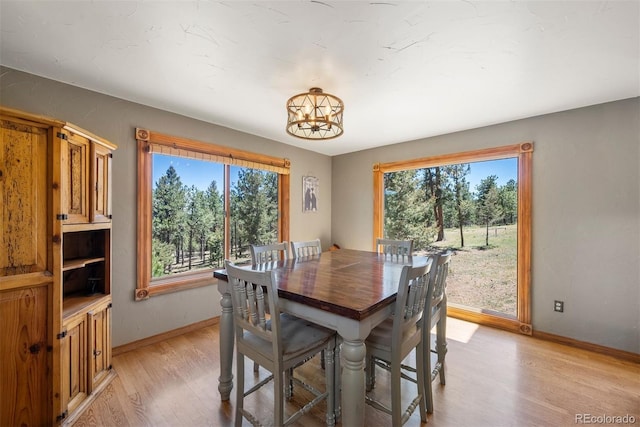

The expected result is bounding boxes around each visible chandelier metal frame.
[286,87,344,140]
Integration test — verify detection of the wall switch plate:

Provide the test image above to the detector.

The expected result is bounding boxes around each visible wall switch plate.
[554,300,564,312]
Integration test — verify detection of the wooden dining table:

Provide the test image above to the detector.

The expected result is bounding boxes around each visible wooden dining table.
[214,248,430,427]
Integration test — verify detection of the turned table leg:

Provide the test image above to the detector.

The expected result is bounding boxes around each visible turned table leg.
[340,339,366,427]
[218,292,234,400]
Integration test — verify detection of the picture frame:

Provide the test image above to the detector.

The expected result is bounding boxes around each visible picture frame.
[302,176,319,213]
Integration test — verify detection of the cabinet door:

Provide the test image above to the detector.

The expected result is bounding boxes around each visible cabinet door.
[87,299,112,392]
[0,286,50,426]
[61,133,90,224]
[0,118,49,276]
[91,144,112,223]
[60,315,88,415]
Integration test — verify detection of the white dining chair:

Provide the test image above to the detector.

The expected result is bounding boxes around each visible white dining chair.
[364,260,433,426]
[376,238,414,260]
[250,241,289,264]
[225,260,337,427]
[248,241,288,374]
[423,250,452,414]
[290,239,322,258]
[367,238,413,389]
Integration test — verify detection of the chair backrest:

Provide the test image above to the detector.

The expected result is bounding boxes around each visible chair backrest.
[290,239,322,258]
[391,260,433,348]
[225,260,282,359]
[428,251,452,312]
[250,241,289,264]
[376,238,414,260]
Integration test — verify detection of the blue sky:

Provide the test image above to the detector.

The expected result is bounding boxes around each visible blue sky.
[153,153,517,194]
[466,158,517,191]
[153,154,234,190]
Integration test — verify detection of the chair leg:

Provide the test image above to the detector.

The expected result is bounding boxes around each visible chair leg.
[436,316,447,385]
[324,341,336,427]
[274,369,284,427]
[390,355,402,427]
[253,361,259,374]
[416,338,427,423]
[365,355,376,392]
[425,333,435,414]
[334,343,342,420]
[285,368,293,400]
[235,354,245,427]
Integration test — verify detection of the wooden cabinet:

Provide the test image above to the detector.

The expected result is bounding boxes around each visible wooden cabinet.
[60,314,88,416]
[88,299,112,392]
[91,143,113,223]
[0,106,116,425]
[0,285,51,427]
[61,132,91,224]
[0,115,50,276]
[60,126,115,226]
[60,296,112,420]
[58,132,115,424]
[60,228,113,421]
[1,111,53,426]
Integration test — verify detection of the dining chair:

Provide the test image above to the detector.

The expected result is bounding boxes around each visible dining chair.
[248,241,289,374]
[376,238,414,260]
[250,241,289,264]
[290,238,326,369]
[364,260,433,426]
[423,250,452,414]
[225,260,338,427]
[290,239,322,258]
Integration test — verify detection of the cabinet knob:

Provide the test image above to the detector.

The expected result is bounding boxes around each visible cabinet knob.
[94,349,102,357]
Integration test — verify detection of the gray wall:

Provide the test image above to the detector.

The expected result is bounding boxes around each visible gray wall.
[0,66,333,346]
[2,66,638,354]
[331,98,640,353]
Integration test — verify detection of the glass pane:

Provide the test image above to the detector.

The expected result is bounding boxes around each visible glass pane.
[228,166,279,265]
[384,158,518,317]
[151,154,225,278]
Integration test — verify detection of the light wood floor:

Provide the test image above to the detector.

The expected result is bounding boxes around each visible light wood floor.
[72,318,639,426]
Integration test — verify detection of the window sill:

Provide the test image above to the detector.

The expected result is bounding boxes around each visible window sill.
[135,271,218,300]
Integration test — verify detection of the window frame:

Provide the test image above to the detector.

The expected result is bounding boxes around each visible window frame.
[373,142,533,334]
[135,128,290,300]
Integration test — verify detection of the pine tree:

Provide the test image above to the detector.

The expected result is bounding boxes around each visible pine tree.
[152,165,186,269]
[231,169,279,259]
[185,186,209,269]
[499,179,518,224]
[384,170,434,250]
[476,175,503,246]
[263,172,279,243]
[444,164,472,247]
[205,180,224,268]
[423,167,446,241]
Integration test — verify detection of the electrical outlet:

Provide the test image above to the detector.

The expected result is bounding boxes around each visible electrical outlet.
[554,300,564,312]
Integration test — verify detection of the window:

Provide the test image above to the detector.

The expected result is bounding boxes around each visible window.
[135,128,290,300]
[373,143,533,334]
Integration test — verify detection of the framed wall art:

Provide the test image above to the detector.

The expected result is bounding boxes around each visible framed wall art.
[302,176,319,213]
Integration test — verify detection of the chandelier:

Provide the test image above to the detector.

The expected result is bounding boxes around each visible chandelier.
[286,87,344,140]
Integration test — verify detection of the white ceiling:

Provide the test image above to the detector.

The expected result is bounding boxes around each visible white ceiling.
[1,1,638,156]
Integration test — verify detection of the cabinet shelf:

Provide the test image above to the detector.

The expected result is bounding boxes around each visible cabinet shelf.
[62,293,109,319]
[62,257,106,272]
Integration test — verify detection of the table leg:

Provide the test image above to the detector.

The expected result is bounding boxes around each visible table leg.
[218,292,234,400]
[340,339,366,427]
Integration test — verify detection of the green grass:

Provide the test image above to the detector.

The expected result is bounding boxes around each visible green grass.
[426,224,517,316]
